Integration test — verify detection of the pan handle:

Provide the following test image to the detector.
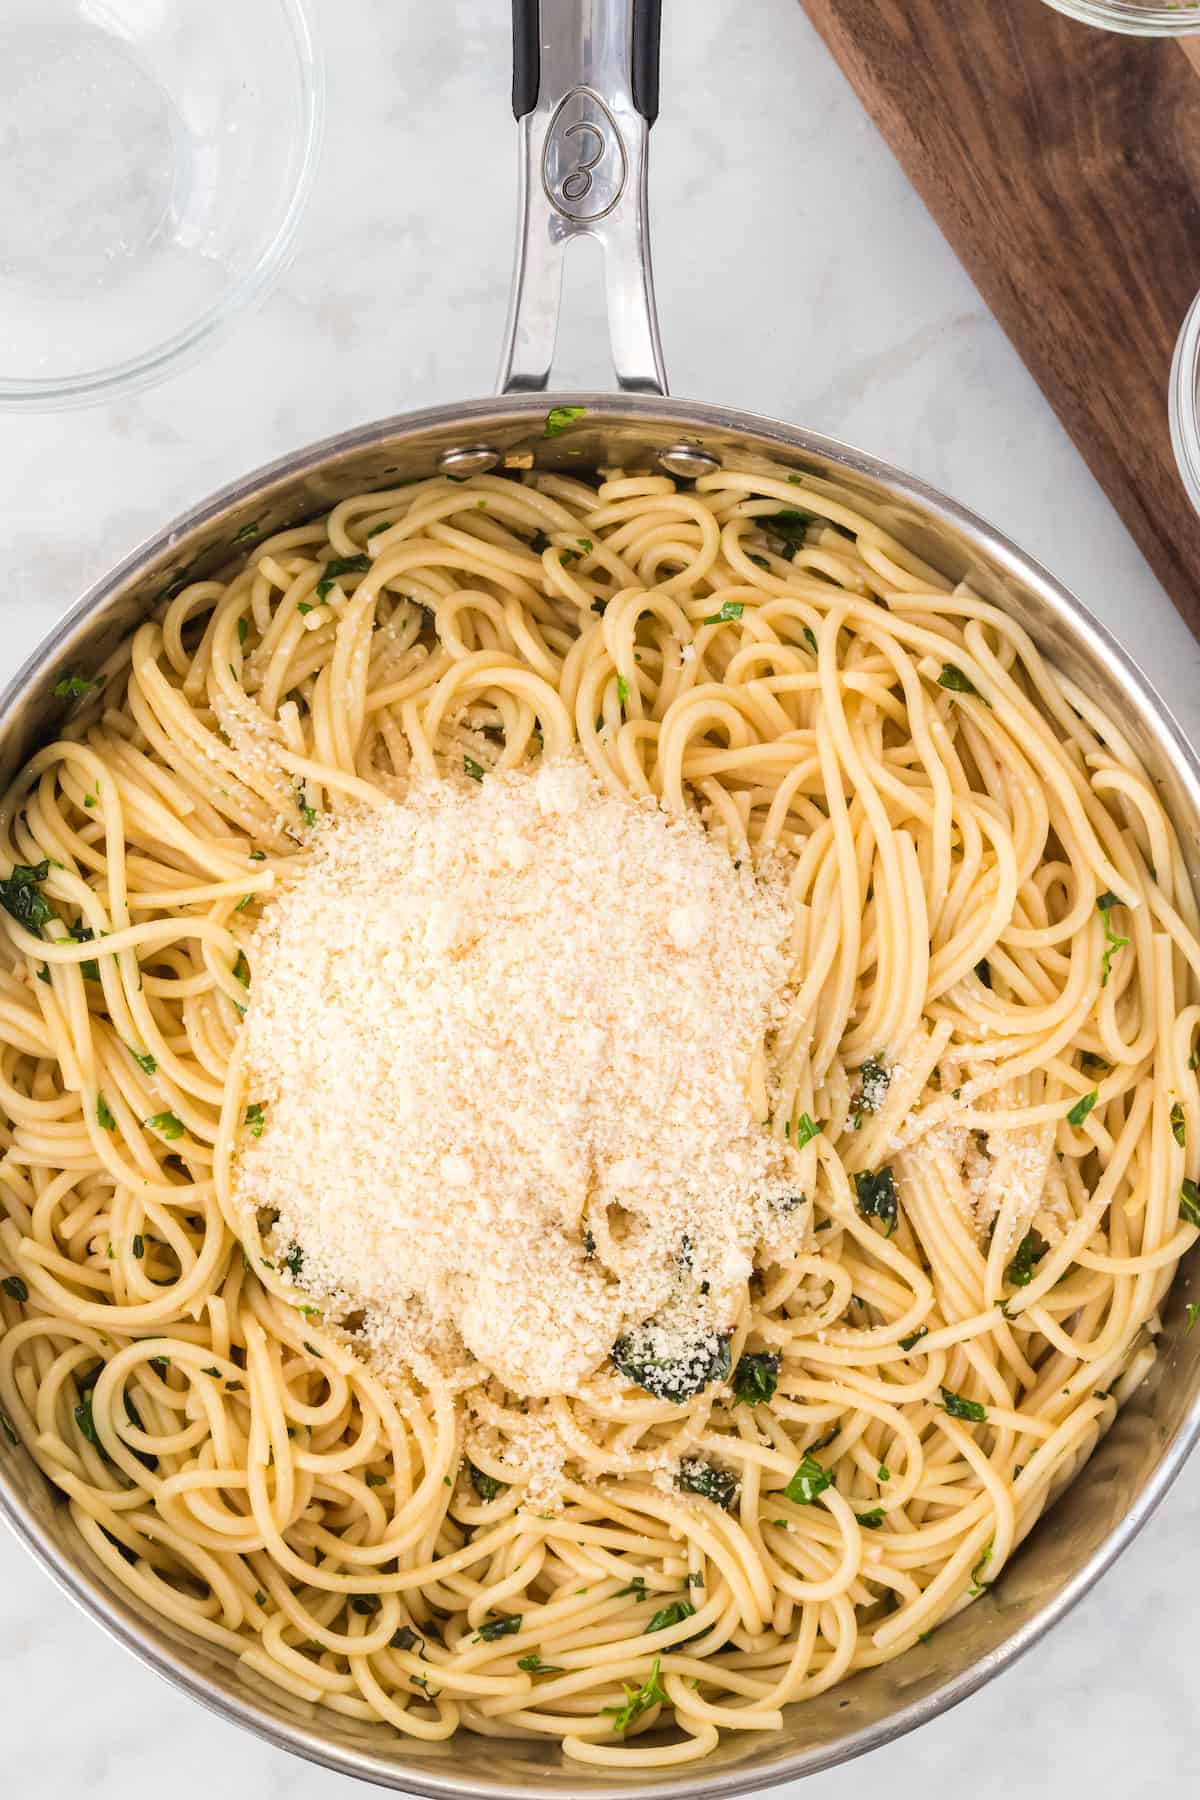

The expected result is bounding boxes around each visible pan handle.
[496,0,668,397]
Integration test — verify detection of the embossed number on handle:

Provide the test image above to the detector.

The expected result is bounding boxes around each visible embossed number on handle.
[542,89,628,223]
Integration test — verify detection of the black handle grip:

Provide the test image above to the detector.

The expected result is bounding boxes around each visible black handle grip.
[512,0,540,120]
[511,1,661,125]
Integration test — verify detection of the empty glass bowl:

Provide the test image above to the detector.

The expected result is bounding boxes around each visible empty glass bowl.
[0,0,323,409]
[1041,1,1200,31]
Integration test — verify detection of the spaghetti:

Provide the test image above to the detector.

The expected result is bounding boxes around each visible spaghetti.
[0,462,1197,1767]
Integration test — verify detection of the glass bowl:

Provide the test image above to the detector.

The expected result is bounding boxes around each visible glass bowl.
[1170,290,1200,517]
[1041,0,1200,31]
[0,0,323,410]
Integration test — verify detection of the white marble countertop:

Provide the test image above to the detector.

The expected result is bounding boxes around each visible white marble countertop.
[3,1,1199,1794]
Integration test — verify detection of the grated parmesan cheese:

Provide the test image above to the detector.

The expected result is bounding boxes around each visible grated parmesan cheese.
[234,758,800,1409]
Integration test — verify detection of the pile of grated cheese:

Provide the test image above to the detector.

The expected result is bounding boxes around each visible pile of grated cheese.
[234,758,800,1410]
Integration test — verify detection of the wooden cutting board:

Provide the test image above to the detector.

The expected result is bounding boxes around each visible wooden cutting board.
[799,0,1200,634]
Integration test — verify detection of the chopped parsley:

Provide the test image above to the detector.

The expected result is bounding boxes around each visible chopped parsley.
[791,1112,823,1148]
[518,1653,564,1673]
[615,1576,647,1600]
[731,1350,780,1406]
[675,1456,739,1511]
[233,522,260,542]
[1097,893,1129,987]
[702,601,744,625]
[611,1326,731,1401]
[280,1243,304,1280]
[1172,1102,1186,1147]
[1066,1090,1098,1128]
[233,951,250,987]
[1185,1302,1200,1334]
[463,755,485,782]
[245,1102,265,1138]
[390,1625,422,1650]
[237,617,249,646]
[1,1275,28,1302]
[856,1508,885,1529]
[469,1461,507,1502]
[617,675,631,705]
[1079,1051,1109,1076]
[968,1541,993,1597]
[647,1599,695,1633]
[544,405,587,437]
[802,625,819,654]
[145,1111,184,1140]
[474,1613,521,1642]
[853,1057,890,1128]
[940,1387,987,1423]
[937,663,985,701]
[315,553,371,601]
[854,1166,898,1236]
[784,1455,833,1505]
[1006,1227,1049,1288]
[975,958,992,989]
[0,861,56,934]
[132,1235,144,1260]
[127,1045,157,1075]
[1180,1178,1200,1228]
[766,509,813,554]
[96,1093,116,1131]
[53,674,99,699]
[602,1656,666,1735]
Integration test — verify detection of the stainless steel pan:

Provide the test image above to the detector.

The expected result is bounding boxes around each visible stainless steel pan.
[2,3,1199,1793]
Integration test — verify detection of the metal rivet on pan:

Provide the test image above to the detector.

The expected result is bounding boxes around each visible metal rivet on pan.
[656,443,721,479]
[436,445,502,478]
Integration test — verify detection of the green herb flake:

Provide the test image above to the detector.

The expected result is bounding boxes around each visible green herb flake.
[675,1456,739,1511]
[469,1461,507,1502]
[544,405,587,438]
[702,601,744,625]
[474,1613,521,1642]
[612,1327,731,1402]
[54,674,101,700]
[1185,1302,1200,1334]
[940,1387,987,1423]
[854,1166,898,1236]
[856,1508,885,1529]
[784,1455,833,1505]
[1,1275,29,1302]
[1180,1178,1200,1228]
[245,1102,266,1138]
[1097,892,1129,988]
[145,1111,184,1141]
[233,951,251,987]
[647,1598,695,1633]
[0,861,56,934]
[1006,1227,1049,1288]
[731,1350,780,1407]
[937,663,985,701]
[602,1655,666,1735]
[365,1471,388,1488]
[802,625,819,654]
[1172,1102,1186,1147]
[792,1112,823,1149]
[127,1045,157,1075]
[853,1057,890,1128]
[317,554,371,602]
[132,1234,144,1260]
[463,755,485,782]
[389,1625,422,1651]
[280,1243,303,1280]
[1066,1090,1098,1128]
[877,1465,890,1482]
[96,1093,116,1131]
[518,1653,563,1673]
[968,1541,994,1596]
[617,675,631,705]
